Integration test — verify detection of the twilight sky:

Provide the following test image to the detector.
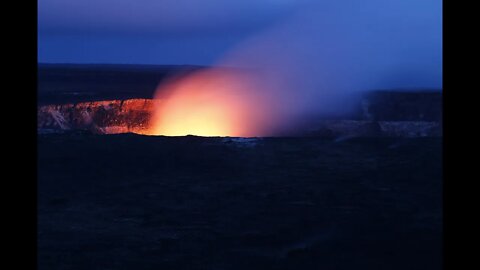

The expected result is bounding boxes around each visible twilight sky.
[38,0,303,64]
[38,0,442,68]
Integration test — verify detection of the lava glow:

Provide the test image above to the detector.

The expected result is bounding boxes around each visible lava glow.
[148,69,275,137]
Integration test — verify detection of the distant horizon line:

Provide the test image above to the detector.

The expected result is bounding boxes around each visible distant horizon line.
[38,62,208,67]
[37,62,442,92]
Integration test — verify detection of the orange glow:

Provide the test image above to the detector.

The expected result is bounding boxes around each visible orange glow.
[148,68,273,137]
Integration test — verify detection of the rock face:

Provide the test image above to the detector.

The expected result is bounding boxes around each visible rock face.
[38,99,161,134]
[359,91,442,121]
[305,120,441,138]
[37,91,442,137]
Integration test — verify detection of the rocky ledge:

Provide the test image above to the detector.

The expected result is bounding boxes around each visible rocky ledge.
[37,91,442,138]
[38,99,160,135]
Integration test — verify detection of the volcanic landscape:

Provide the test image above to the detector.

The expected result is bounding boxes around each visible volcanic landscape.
[38,64,442,270]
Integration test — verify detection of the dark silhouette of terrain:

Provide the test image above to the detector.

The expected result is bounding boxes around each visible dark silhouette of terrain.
[38,134,442,270]
[38,63,204,105]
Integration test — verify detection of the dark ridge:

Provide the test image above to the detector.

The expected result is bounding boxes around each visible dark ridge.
[359,90,442,121]
[37,64,207,105]
[38,63,207,71]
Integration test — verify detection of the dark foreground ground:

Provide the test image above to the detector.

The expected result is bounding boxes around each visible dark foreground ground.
[38,134,442,270]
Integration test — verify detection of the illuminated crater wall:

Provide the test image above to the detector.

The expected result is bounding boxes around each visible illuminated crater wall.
[37,91,442,137]
[38,99,160,135]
